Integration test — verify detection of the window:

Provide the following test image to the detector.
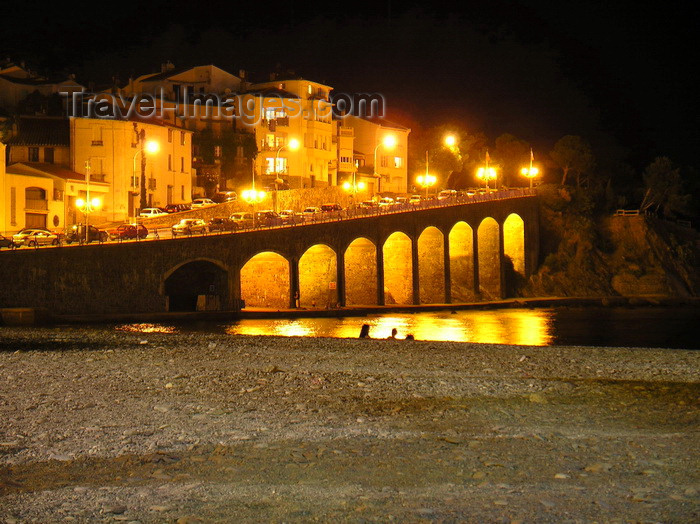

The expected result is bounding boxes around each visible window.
[265,157,287,174]
[307,84,312,95]
[44,147,54,164]
[214,146,222,158]
[181,185,185,200]
[168,154,172,171]
[180,131,186,145]
[173,84,181,100]
[148,178,156,190]
[264,108,287,120]
[380,155,388,168]
[28,147,39,162]
[91,126,103,145]
[168,129,173,143]
[393,157,403,168]
[10,187,16,225]
[180,157,185,172]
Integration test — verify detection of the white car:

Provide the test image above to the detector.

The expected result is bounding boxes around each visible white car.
[191,198,216,208]
[139,208,168,217]
[302,207,321,221]
[438,189,458,201]
[378,197,395,208]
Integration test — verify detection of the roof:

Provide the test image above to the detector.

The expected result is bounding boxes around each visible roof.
[0,74,51,86]
[7,162,97,183]
[6,116,70,146]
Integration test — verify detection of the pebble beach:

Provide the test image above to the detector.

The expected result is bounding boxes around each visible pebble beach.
[0,326,698,522]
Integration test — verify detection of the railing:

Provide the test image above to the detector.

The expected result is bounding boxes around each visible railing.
[1,188,537,251]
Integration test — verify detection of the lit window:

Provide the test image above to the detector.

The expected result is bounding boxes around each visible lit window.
[214,146,222,158]
[393,157,403,168]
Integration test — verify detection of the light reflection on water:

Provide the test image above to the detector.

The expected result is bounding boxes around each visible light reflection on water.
[224,309,553,345]
[113,307,699,349]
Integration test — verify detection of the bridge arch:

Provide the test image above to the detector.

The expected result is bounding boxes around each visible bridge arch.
[503,213,526,296]
[163,258,229,311]
[344,237,378,305]
[477,217,502,299]
[240,251,290,308]
[418,226,444,303]
[382,231,413,305]
[299,243,337,308]
[449,221,475,302]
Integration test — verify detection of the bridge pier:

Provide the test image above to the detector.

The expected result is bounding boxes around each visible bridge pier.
[411,236,420,305]
[376,241,385,306]
[471,226,480,298]
[443,233,452,304]
[289,256,300,309]
[336,248,346,307]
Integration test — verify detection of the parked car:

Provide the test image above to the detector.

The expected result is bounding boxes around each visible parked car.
[107,223,148,240]
[302,206,321,222]
[12,228,60,247]
[465,189,477,196]
[65,224,108,244]
[211,191,238,203]
[139,207,168,218]
[438,189,458,201]
[409,194,423,205]
[163,203,191,214]
[278,209,302,225]
[0,234,16,249]
[255,210,283,227]
[230,212,255,229]
[395,196,409,206]
[191,198,216,208]
[208,217,237,232]
[172,218,208,237]
[378,197,395,208]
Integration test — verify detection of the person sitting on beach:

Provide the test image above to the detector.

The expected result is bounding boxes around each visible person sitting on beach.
[387,328,398,339]
[359,324,370,338]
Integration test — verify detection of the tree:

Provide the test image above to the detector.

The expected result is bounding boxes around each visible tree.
[550,135,595,187]
[493,133,529,188]
[640,157,691,218]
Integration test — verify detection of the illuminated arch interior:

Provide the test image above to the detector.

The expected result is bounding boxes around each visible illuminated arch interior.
[383,231,413,305]
[240,252,290,308]
[344,237,377,305]
[299,244,337,308]
[503,213,526,297]
[477,217,501,299]
[449,221,475,302]
[417,226,444,304]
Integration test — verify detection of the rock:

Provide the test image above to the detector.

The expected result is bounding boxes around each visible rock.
[585,463,613,473]
[554,473,570,479]
[105,505,127,514]
[528,393,547,404]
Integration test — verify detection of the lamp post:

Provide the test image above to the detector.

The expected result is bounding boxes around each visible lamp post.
[132,139,159,222]
[75,160,101,243]
[373,134,397,195]
[273,138,299,211]
[520,148,539,189]
[476,150,497,191]
[416,174,436,198]
[242,188,266,228]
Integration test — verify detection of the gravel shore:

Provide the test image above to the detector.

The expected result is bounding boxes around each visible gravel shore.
[1,326,698,523]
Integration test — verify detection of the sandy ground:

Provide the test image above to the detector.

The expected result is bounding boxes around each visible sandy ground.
[0,326,698,523]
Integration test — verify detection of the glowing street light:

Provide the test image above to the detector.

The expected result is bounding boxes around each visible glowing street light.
[476,150,497,191]
[520,148,539,189]
[416,173,437,197]
[132,133,159,221]
[242,188,266,228]
[373,134,397,194]
[444,134,457,149]
[272,138,300,211]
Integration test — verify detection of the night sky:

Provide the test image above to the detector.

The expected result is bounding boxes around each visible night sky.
[1,0,695,170]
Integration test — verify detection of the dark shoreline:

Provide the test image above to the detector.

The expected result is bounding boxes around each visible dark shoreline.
[2,295,698,326]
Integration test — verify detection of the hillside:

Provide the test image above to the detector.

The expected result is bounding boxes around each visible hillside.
[525,186,700,298]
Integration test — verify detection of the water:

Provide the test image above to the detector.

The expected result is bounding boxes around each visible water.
[118,307,699,349]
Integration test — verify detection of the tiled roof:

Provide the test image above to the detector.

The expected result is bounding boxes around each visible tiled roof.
[7,162,90,182]
[6,116,70,146]
[246,87,300,99]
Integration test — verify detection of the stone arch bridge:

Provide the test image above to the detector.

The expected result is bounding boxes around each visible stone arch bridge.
[0,192,538,315]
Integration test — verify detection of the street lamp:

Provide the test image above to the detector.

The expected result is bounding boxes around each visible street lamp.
[444,134,457,149]
[132,134,159,220]
[373,134,397,195]
[520,148,539,189]
[273,137,299,211]
[476,151,497,191]
[242,188,266,228]
[416,174,436,198]
[76,160,101,243]
[342,178,366,211]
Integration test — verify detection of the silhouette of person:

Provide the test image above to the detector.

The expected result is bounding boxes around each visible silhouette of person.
[359,324,370,338]
[388,328,398,339]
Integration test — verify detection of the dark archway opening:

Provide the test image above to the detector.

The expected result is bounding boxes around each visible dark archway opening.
[165,261,228,311]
